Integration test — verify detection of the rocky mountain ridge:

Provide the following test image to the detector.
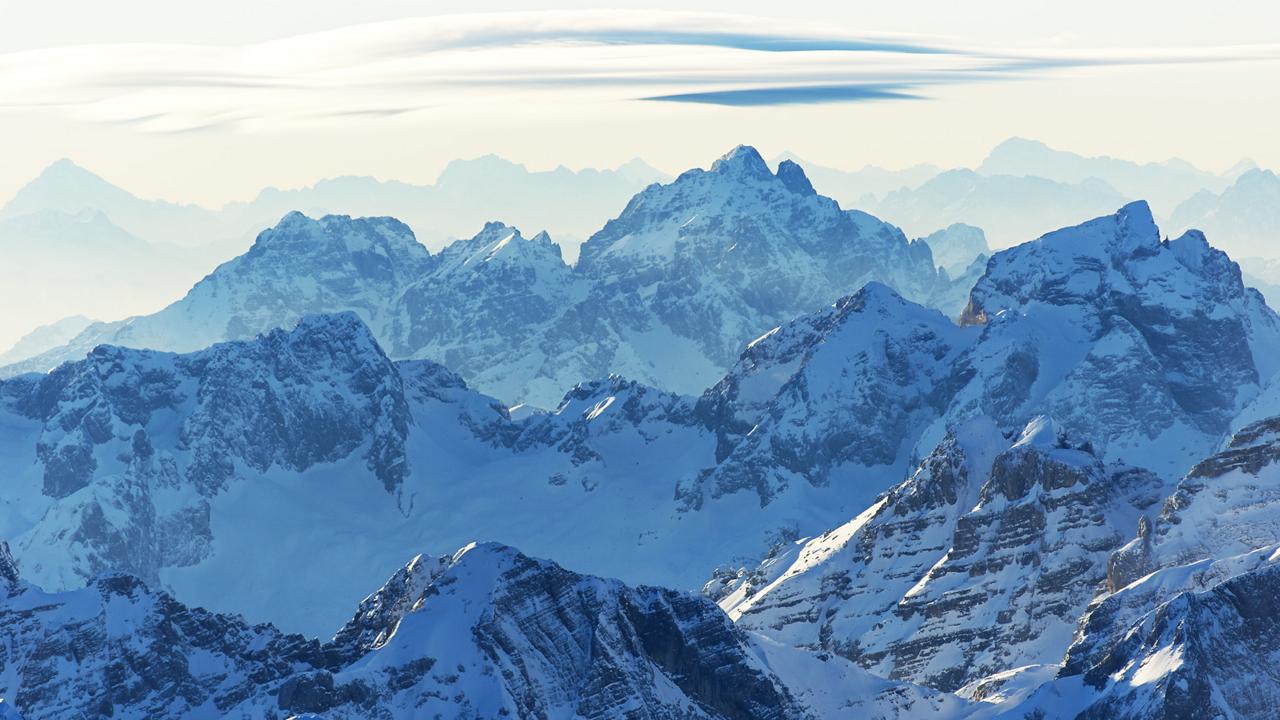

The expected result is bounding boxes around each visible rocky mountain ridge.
[0,539,965,720]
[4,146,962,408]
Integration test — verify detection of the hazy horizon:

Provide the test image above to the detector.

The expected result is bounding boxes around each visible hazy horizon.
[3,136,1265,213]
[2,3,1278,207]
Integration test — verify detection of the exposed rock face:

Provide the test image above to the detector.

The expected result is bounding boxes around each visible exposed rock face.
[0,573,337,719]
[722,417,1163,691]
[573,145,945,388]
[391,221,583,401]
[0,542,18,587]
[0,542,963,720]
[981,414,1280,719]
[1,313,413,590]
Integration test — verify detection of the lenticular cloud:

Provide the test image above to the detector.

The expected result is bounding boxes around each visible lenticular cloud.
[0,9,1276,132]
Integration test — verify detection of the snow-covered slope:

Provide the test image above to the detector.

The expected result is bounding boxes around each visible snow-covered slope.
[963,415,1280,718]
[1101,415,1280,592]
[721,417,1164,691]
[0,540,966,720]
[0,310,967,637]
[998,545,1280,720]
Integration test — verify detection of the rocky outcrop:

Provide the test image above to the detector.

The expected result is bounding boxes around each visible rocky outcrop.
[723,417,1163,691]
[0,541,962,720]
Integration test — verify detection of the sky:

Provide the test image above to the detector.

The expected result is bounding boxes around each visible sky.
[0,1,1278,206]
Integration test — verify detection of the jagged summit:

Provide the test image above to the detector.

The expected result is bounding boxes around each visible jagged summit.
[945,200,1280,477]
[434,220,565,271]
[775,158,816,195]
[278,310,384,349]
[1046,199,1157,258]
[709,144,773,179]
[963,200,1243,324]
[248,211,422,256]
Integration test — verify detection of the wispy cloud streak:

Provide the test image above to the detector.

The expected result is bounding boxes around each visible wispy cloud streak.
[0,10,1274,132]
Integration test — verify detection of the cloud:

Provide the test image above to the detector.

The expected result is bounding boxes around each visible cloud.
[0,10,1275,132]
[645,84,923,106]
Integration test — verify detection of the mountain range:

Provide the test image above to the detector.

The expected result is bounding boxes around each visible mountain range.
[0,155,668,355]
[6,142,1280,719]
[1,147,965,408]
[5,138,1276,358]
[0,540,965,719]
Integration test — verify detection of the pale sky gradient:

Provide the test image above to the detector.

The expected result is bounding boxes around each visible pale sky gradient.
[1,1,1278,207]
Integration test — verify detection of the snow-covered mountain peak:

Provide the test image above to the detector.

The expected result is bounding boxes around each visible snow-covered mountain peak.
[844,279,917,311]
[247,211,424,262]
[945,201,1280,475]
[435,221,566,273]
[961,197,1268,355]
[262,310,388,359]
[709,143,773,180]
[972,200,1160,302]
[774,158,816,196]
